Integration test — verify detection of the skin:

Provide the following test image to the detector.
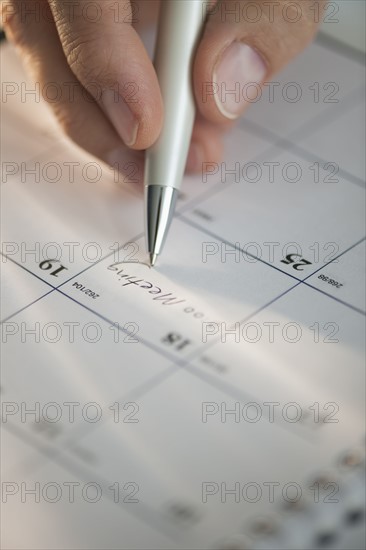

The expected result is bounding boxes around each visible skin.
[2,0,324,181]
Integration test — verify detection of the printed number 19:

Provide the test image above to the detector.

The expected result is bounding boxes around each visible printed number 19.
[39,259,68,277]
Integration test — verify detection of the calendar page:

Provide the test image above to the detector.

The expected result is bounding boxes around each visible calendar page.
[1,30,365,550]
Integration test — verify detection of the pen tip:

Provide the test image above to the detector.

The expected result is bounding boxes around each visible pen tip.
[150,253,158,267]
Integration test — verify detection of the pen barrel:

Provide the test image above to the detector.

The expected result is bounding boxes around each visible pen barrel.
[144,0,207,190]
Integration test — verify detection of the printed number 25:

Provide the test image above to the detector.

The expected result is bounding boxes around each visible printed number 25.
[281,254,312,271]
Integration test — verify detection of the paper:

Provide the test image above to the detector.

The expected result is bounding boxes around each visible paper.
[1,34,365,550]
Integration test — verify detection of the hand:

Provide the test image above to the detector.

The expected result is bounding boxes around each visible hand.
[2,0,323,180]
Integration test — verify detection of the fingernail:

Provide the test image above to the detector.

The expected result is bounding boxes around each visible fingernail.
[102,89,139,147]
[213,42,267,119]
[186,142,205,173]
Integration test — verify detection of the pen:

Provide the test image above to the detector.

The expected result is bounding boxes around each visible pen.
[144,0,207,267]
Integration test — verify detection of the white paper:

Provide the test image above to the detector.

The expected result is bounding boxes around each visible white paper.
[1,35,365,550]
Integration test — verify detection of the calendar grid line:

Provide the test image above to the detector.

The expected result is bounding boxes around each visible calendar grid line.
[284,142,365,189]
[2,216,364,381]
[0,231,144,323]
[241,117,365,189]
[179,95,365,229]
[182,283,302,364]
[240,113,365,189]
[2,222,363,335]
[49,283,304,450]
[0,254,59,324]
[55,346,316,477]
[0,240,326,456]
[1,226,364,483]
[183,361,317,444]
[179,230,366,363]
[176,129,283,218]
[3,278,313,482]
[0,252,57,292]
[57,366,182,453]
[316,31,366,65]
[1,25,366,550]
[288,85,364,142]
[167,237,366,397]
[178,215,308,282]
[55,233,145,290]
[302,235,366,278]
[303,281,365,315]
[180,216,366,315]
[3,230,321,455]
[54,288,185,365]
[2,421,179,544]
[0,289,55,324]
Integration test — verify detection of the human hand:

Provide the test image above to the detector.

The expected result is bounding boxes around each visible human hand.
[2,0,323,180]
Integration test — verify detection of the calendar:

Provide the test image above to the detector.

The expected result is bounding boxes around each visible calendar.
[1,29,365,550]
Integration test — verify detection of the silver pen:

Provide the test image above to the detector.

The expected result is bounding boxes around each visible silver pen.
[144,0,207,267]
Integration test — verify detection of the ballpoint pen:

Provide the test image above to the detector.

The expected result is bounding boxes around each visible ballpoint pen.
[144,0,207,267]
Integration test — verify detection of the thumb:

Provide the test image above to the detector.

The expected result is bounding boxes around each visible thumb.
[194,0,322,123]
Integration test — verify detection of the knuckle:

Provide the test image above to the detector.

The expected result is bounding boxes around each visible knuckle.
[61,27,96,72]
[62,32,118,89]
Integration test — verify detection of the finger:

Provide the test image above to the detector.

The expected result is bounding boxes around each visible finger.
[194,0,323,123]
[186,115,227,173]
[48,0,163,150]
[2,0,144,181]
[132,0,160,30]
